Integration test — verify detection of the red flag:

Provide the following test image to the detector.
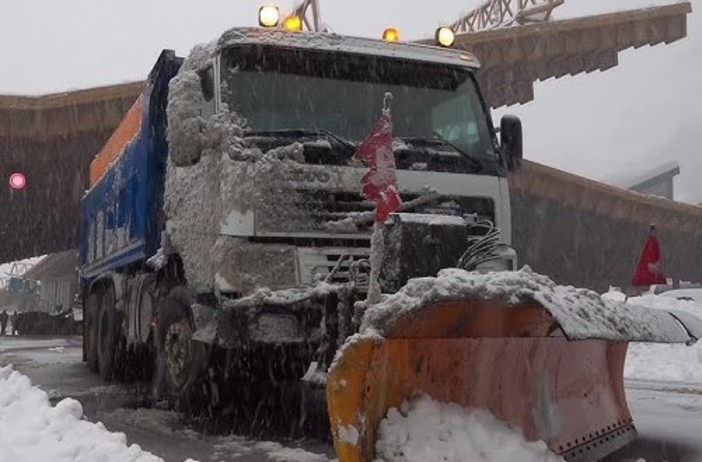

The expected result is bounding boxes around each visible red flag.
[632,227,666,286]
[355,108,402,222]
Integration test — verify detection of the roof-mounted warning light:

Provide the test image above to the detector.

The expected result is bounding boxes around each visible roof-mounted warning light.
[283,15,303,32]
[259,5,280,27]
[383,28,400,42]
[435,27,455,47]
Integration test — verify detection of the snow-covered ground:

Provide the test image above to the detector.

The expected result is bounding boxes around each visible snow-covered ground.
[0,364,164,462]
[2,287,702,462]
[0,363,337,462]
[601,291,702,383]
[5,343,566,462]
[0,336,336,462]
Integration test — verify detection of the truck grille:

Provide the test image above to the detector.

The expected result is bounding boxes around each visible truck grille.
[291,192,495,286]
[297,190,495,232]
[297,191,374,224]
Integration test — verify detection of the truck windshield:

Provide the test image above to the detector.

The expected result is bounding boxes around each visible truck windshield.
[220,45,497,165]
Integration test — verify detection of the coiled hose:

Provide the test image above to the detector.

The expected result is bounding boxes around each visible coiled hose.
[457,219,502,271]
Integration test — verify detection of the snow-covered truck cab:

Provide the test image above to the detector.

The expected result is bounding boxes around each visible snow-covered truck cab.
[80,23,523,418]
[78,18,702,459]
[165,27,523,298]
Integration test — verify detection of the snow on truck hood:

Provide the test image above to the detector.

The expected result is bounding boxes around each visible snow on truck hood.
[360,267,702,344]
[217,27,481,69]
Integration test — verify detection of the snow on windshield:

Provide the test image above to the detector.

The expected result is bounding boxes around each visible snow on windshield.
[220,46,495,159]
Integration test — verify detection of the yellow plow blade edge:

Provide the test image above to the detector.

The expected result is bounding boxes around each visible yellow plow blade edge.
[328,300,651,462]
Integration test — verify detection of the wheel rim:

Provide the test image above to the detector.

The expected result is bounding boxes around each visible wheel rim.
[165,320,196,391]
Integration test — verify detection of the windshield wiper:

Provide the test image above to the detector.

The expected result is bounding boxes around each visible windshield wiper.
[397,136,482,172]
[244,128,357,153]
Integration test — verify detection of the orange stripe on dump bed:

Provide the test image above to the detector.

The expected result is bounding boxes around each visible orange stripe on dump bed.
[89,95,143,186]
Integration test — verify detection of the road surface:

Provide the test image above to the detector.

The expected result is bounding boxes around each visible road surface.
[604,380,702,462]
[0,335,333,462]
[2,335,702,461]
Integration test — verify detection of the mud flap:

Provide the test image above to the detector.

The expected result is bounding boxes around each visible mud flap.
[327,299,698,462]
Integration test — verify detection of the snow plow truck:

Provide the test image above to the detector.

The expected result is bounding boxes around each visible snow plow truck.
[79,8,702,461]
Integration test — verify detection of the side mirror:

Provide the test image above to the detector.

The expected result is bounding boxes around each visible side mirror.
[500,115,522,171]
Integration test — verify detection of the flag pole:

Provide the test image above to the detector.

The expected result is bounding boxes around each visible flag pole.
[366,93,394,305]
[366,221,384,304]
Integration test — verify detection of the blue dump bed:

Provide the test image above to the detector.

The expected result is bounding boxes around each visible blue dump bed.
[79,51,182,279]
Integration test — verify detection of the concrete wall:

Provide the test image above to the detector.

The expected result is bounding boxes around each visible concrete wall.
[510,161,702,292]
[0,131,115,262]
[0,84,142,264]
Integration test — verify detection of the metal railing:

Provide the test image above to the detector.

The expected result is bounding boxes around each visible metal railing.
[287,0,563,34]
[451,0,565,33]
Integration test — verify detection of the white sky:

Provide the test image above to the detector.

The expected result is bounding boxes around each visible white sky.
[0,257,43,279]
[1,0,700,201]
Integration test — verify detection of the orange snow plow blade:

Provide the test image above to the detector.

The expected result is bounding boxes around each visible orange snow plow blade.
[327,298,702,462]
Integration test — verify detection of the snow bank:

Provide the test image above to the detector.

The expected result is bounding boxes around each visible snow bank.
[255,441,330,461]
[0,365,165,462]
[615,292,702,383]
[375,394,563,462]
[361,267,694,343]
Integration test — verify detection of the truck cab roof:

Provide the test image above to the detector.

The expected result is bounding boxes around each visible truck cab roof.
[217,27,481,70]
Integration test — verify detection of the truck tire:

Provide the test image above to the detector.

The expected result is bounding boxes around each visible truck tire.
[85,290,101,373]
[97,285,118,381]
[155,287,207,400]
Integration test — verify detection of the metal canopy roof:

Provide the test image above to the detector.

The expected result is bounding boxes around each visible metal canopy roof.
[448,3,692,107]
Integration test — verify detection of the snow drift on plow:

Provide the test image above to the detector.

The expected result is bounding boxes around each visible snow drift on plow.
[326,268,702,462]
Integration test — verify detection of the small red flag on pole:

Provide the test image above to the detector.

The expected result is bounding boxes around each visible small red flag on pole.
[632,224,667,287]
[355,93,402,222]
[356,93,402,304]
